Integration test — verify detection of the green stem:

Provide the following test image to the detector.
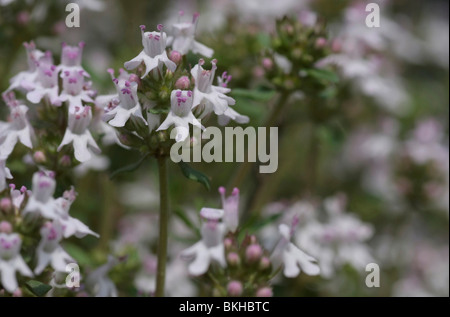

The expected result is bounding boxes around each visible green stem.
[155,156,169,297]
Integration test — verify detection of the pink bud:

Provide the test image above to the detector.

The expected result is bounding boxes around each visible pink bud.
[169,50,183,65]
[252,66,265,79]
[129,74,140,83]
[16,11,30,25]
[245,244,262,263]
[175,76,191,90]
[259,256,271,270]
[331,39,342,53]
[60,155,71,167]
[315,37,327,48]
[0,198,12,213]
[0,221,12,234]
[33,151,46,163]
[256,287,273,297]
[227,281,243,296]
[224,238,233,249]
[262,58,273,70]
[227,252,240,266]
[12,288,22,297]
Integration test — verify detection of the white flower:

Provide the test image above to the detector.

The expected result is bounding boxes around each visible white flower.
[215,72,249,125]
[180,208,226,276]
[59,69,93,111]
[0,157,13,192]
[191,59,236,116]
[58,42,87,75]
[156,89,203,142]
[0,233,33,293]
[103,76,146,128]
[169,12,213,57]
[85,255,118,297]
[58,106,101,162]
[124,25,176,79]
[9,185,30,209]
[23,171,59,219]
[0,94,34,158]
[54,187,99,239]
[6,42,52,92]
[35,220,75,275]
[219,186,240,233]
[271,222,320,278]
[26,62,61,106]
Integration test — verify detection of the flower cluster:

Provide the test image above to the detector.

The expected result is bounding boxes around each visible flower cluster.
[0,171,98,294]
[99,15,248,153]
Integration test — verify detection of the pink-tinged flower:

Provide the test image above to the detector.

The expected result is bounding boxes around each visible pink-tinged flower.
[23,171,58,219]
[216,72,249,125]
[0,94,34,158]
[26,62,61,106]
[9,184,30,209]
[58,106,101,162]
[219,187,240,233]
[58,42,88,75]
[0,233,33,293]
[59,69,94,111]
[54,187,99,239]
[103,75,147,128]
[6,42,52,92]
[156,90,203,142]
[34,220,75,275]
[85,255,118,297]
[0,157,13,192]
[191,59,236,116]
[181,208,226,276]
[124,25,176,79]
[271,221,320,278]
[168,12,213,58]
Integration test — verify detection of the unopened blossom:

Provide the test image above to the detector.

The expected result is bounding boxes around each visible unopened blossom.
[103,77,146,128]
[59,69,94,111]
[219,187,240,233]
[85,255,118,297]
[124,25,176,78]
[156,90,202,142]
[23,171,58,219]
[58,42,87,75]
[169,12,213,57]
[55,187,99,238]
[271,221,320,278]
[6,42,52,92]
[191,59,236,116]
[0,233,33,293]
[26,62,61,106]
[181,208,226,276]
[58,106,101,162]
[0,94,34,158]
[35,220,75,274]
[0,157,13,192]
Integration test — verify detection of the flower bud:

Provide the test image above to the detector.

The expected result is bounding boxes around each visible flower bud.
[227,281,243,296]
[262,58,273,70]
[315,37,327,48]
[224,238,233,250]
[256,287,273,297]
[259,256,271,271]
[1,197,12,213]
[33,151,46,164]
[12,288,23,297]
[245,244,262,263]
[59,155,71,167]
[175,76,191,90]
[169,50,183,65]
[0,221,12,234]
[227,252,240,266]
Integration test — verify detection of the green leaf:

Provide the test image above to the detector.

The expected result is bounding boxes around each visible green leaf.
[257,32,271,48]
[178,161,211,190]
[305,68,339,83]
[25,280,52,297]
[231,88,276,101]
[110,153,149,179]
